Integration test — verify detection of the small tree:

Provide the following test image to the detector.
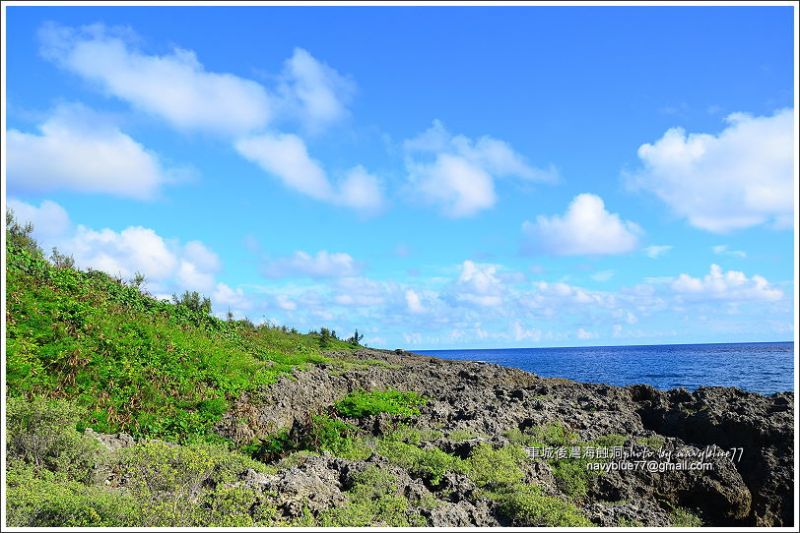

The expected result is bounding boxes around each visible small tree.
[347,329,364,346]
[172,290,212,315]
[50,247,75,269]
[319,327,332,349]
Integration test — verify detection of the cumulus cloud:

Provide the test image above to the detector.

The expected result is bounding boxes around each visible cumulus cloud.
[235,133,384,213]
[404,120,556,217]
[671,264,783,301]
[405,289,425,314]
[262,250,360,278]
[451,260,505,307]
[522,194,641,255]
[213,283,252,312]
[576,328,596,340]
[643,244,672,259]
[7,104,170,199]
[278,47,355,132]
[631,109,794,232]
[7,198,71,240]
[8,198,221,295]
[513,321,542,342]
[40,23,271,136]
[235,133,333,200]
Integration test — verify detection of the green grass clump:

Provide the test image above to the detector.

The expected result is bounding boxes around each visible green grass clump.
[457,441,591,527]
[384,424,442,445]
[335,389,427,418]
[319,467,426,526]
[669,507,703,527]
[5,215,355,443]
[304,415,373,460]
[496,484,592,527]
[377,440,465,485]
[6,466,142,527]
[636,435,666,450]
[465,443,528,488]
[449,428,483,442]
[6,396,102,483]
[5,397,278,527]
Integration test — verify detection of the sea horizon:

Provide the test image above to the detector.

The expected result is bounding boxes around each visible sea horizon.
[411,338,795,353]
[414,341,795,395]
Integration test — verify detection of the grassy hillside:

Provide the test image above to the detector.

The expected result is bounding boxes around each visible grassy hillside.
[5,213,356,443]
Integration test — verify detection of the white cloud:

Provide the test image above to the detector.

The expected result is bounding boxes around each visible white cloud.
[235,133,384,213]
[7,105,169,199]
[8,199,221,296]
[41,23,271,136]
[235,133,333,200]
[631,109,794,232]
[523,194,641,255]
[643,244,672,259]
[452,260,505,307]
[337,166,385,213]
[262,250,359,278]
[671,264,783,301]
[513,321,542,342]
[405,120,555,217]
[213,283,252,312]
[576,328,596,340]
[405,289,425,314]
[278,47,355,132]
[7,198,71,240]
[712,245,747,259]
[275,294,298,311]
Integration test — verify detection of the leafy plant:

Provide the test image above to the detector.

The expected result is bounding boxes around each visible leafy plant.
[335,390,427,418]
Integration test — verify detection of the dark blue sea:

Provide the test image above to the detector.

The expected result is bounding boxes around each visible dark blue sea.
[415,342,795,395]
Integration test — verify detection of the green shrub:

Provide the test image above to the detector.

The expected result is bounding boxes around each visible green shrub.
[5,218,354,444]
[6,396,102,482]
[6,465,142,527]
[550,460,589,498]
[304,414,372,460]
[465,443,528,488]
[319,467,426,526]
[636,435,666,450]
[525,422,580,447]
[243,430,294,462]
[377,440,464,485]
[495,484,591,527]
[335,390,427,418]
[385,424,442,445]
[669,507,703,527]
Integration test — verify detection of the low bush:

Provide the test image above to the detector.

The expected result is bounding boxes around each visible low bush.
[465,443,528,488]
[6,396,102,483]
[377,440,464,485]
[6,466,142,527]
[495,484,592,527]
[335,390,427,418]
[318,467,426,526]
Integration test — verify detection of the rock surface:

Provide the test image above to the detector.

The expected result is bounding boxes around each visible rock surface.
[212,348,793,527]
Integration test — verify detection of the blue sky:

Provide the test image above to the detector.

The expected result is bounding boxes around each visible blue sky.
[5,5,795,349]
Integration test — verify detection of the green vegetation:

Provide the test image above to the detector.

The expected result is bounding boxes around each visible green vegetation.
[318,467,426,526]
[377,440,465,485]
[334,389,427,418]
[636,434,666,450]
[6,397,278,527]
[6,211,354,443]
[495,484,592,527]
[669,507,703,527]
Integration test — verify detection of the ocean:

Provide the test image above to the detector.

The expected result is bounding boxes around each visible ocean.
[414,341,795,395]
